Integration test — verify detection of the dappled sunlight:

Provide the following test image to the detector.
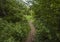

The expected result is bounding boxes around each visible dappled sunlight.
[24,15,35,22]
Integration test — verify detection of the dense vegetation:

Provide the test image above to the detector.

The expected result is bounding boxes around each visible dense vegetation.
[0,0,30,42]
[0,0,60,42]
[32,0,60,42]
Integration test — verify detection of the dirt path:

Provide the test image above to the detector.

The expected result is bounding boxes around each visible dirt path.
[25,20,36,42]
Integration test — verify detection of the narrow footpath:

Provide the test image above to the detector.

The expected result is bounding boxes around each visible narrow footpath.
[26,20,36,42]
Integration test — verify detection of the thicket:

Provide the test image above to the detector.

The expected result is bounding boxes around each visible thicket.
[0,0,30,42]
[32,0,60,42]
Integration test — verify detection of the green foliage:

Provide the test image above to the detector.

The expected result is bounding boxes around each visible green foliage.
[0,0,27,23]
[32,0,60,42]
[0,0,60,42]
[0,0,30,42]
[0,19,30,42]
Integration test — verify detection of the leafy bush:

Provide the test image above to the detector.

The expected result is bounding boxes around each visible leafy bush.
[0,0,30,42]
[32,0,60,42]
[0,18,30,42]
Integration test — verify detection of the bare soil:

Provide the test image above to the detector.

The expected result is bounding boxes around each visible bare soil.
[25,20,36,42]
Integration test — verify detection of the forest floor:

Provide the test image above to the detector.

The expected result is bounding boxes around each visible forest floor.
[25,20,36,42]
